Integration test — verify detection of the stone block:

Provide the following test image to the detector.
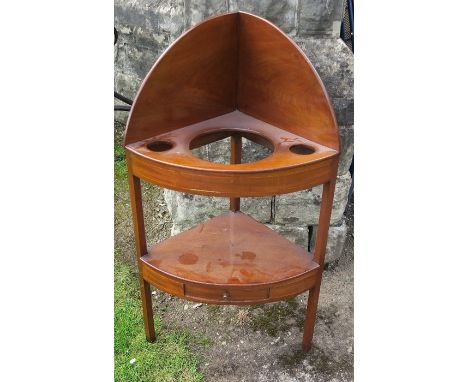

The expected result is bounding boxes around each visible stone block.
[191,136,272,164]
[114,41,160,80]
[230,0,298,34]
[114,109,129,125]
[164,190,229,233]
[114,0,186,41]
[298,0,344,37]
[338,125,353,175]
[186,0,229,27]
[241,196,273,223]
[332,97,354,126]
[242,138,272,163]
[296,37,353,126]
[274,172,351,226]
[300,38,353,100]
[310,219,347,263]
[114,71,142,101]
[114,0,186,100]
[114,71,141,124]
[266,224,309,248]
[164,190,272,235]
[268,220,347,263]
[191,137,231,164]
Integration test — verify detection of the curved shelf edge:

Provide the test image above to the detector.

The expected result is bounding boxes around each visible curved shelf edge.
[127,149,338,197]
[140,260,319,305]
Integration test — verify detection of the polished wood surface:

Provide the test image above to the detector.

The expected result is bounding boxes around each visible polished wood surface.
[142,212,319,285]
[123,11,341,352]
[124,10,339,197]
[124,13,238,145]
[126,111,338,197]
[127,170,155,341]
[302,177,337,351]
[141,262,318,305]
[238,12,339,150]
[125,12,339,150]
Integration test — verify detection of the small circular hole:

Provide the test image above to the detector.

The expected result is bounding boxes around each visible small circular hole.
[147,140,173,152]
[289,144,315,155]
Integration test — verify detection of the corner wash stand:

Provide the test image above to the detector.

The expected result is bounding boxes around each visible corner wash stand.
[124,12,340,352]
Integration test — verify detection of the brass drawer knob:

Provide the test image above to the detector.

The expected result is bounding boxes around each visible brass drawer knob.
[222,290,230,301]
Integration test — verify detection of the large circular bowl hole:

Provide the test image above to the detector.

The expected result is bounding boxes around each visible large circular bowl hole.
[190,130,273,164]
[147,140,173,152]
[289,144,315,155]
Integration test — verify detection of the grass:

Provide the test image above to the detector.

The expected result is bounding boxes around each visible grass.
[114,121,204,381]
[114,136,127,181]
[114,260,204,382]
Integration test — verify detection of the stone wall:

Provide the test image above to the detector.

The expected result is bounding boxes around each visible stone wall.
[115,0,354,263]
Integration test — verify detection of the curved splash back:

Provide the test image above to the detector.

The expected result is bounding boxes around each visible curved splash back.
[125,12,338,150]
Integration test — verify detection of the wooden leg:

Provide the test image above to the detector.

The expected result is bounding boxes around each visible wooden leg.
[302,179,337,352]
[128,173,147,257]
[127,170,156,341]
[139,277,156,342]
[302,284,321,352]
[229,133,242,211]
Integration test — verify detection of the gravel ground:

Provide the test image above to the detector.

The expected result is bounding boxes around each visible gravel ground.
[115,122,354,381]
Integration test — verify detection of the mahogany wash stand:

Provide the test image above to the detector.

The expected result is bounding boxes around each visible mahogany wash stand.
[124,12,340,352]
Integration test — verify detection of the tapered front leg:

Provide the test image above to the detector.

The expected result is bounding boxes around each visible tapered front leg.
[302,178,336,352]
[127,169,156,341]
[139,277,156,342]
[302,284,321,352]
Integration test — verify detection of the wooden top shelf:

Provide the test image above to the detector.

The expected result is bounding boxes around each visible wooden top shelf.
[126,111,338,196]
[124,12,340,196]
[126,110,338,196]
[141,212,319,286]
[127,111,337,172]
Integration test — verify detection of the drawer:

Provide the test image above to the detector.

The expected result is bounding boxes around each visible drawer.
[185,283,269,303]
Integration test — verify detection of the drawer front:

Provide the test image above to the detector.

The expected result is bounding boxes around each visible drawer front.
[185,283,269,303]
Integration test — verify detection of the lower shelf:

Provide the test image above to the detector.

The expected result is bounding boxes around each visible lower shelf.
[140,212,320,304]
